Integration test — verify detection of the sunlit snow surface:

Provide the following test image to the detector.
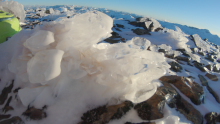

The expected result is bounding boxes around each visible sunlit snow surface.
[1,4,220,124]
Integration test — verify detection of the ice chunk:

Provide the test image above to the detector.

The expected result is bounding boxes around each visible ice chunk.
[24,30,55,54]
[56,11,113,50]
[0,0,26,22]
[27,49,64,84]
[127,37,151,50]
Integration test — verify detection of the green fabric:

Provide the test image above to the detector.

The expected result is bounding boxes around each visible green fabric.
[0,10,21,43]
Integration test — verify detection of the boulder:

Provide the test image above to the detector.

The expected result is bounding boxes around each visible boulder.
[193,61,206,72]
[207,85,220,103]
[132,28,151,35]
[175,56,190,62]
[22,107,47,120]
[205,64,212,71]
[205,73,218,81]
[168,61,183,72]
[159,76,204,105]
[134,89,166,120]
[205,112,220,124]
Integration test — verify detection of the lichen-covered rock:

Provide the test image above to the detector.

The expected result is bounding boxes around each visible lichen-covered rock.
[205,73,218,81]
[22,107,47,120]
[80,101,133,124]
[134,90,166,120]
[159,76,204,105]
[0,80,14,105]
[168,61,183,72]
[0,116,24,124]
[205,112,220,124]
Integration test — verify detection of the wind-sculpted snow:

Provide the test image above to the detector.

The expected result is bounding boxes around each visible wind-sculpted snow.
[3,11,172,123]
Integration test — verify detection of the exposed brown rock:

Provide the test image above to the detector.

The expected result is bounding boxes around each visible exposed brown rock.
[134,89,166,120]
[22,107,47,120]
[159,81,203,124]
[0,116,24,124]
[0,80,14,105]
[205,73,218,81]
[79,101,133,124]
[159,76,204,105]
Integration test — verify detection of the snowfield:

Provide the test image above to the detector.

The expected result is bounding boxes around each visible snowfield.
[1,1,220,124]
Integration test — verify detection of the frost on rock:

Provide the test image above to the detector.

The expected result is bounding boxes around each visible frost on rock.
[192,34,210,51]
[7,11,170,113]
[0,0,26,22]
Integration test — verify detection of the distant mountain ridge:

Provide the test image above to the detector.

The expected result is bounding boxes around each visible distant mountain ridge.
[158,20,220,45]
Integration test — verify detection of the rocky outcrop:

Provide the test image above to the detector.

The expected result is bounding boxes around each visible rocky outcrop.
[168,61,183,72]
[79,101,133,124]
[159,75,204,105]
[132,28,151,35]
[0,80,14,105]
[193,61,206,72]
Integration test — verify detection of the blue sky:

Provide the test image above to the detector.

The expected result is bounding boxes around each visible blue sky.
[17,0,220,37]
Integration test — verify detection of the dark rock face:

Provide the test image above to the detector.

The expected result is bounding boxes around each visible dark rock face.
[0,116,24,124]
[198,74,208,86]
[159,80,203,124]
[159,76,204,105]
[205,73,218,81]
[207,85,220,103]
[2,96,14,113]
[168,61,183,72]
[116,24,124,28]
[22,107,47,120]
[193,61,206,72]
[0,80,14,105]
[213,65,220,73]
[80,101,133,124]
[134,90,166,120]
[104,32,122,44]
[205,64,212,71]
[205,54,215,62]
[176,49,190,57]
[155,27,163,32]
[0,114,11,121]
[132,28,151,35]
[205,112,220,124]
[45,10,50,14]
[175,56,191,62]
